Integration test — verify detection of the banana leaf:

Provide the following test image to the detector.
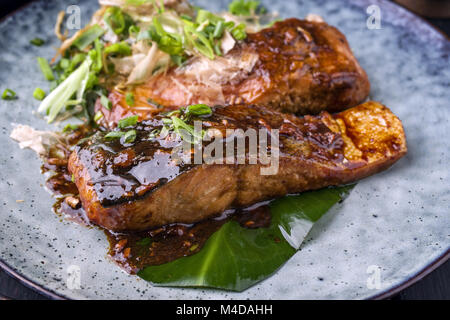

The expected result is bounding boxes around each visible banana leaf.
[138,185,354,292]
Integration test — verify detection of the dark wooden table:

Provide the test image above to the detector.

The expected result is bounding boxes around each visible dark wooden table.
[0,0,449,300]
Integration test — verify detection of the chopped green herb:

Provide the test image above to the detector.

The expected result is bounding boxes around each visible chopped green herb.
[118,115,138,128]
[171,116,203,143]
[229,0,261,16]
[105,131,125,140]
[123,129,137,143]
[230,23,247,41]
[63,123,79,132]
[33,88,46,101]
[72,24,105,50]
[37,57,55,81]
[125,92,135,106]
[213,42,222,56]
[37,59,92,123]
[186,104,212,116]
[93,111,103,122]
[170,54,186,66]
[103,7,134,36]
[128,25,140,36]
[149,128,161,138]
[184,24,215,60]
[213,21,225,39]
[30,38,45,46]
[100,95,112,110]
[59,58,70,70]
[1,89,17,100]
[104,41,132,56]
[180,14,193,21]
[162,118,173,125]
[89,38,103,73]
[189,244,199,252]
[196,9,222,25]
[71,174,75,183]
[66,53,86,74]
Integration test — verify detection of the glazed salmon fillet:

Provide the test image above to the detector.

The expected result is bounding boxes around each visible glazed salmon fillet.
[99,18,370,125]
[69,101,406,231]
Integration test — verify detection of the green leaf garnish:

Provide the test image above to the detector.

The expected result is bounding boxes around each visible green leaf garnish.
[88,38,103,73]
[37,58,91,123]
[104,131,125,140]
[118,115,138,129]
[103,7,134,36]
[72,24,105,50]
[125,92,135,106]
[104,41,132,57]
[93,111,103,122]
[138,185,354,291]
[229,0,261,16]
[171,116,204,143]
[30,38,45,46]
[100,95,112,110]
[184,24,215,60]
[123,129,137,143]
[33,88,46,101]
[63,123,79,132]
[37,57,55,81]
[1,89,17,100]
[230,23,247,41]
[186,104,212,116]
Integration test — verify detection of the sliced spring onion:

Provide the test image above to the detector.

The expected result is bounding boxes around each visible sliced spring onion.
[89,39,103,73]
[230,23,247,40]
[63,124,79,132]
[38,59,91,123]
[196,9,222,25]
[213,21,225,39]
[30,38,45,46]
[229,0,260,16]
[128,25,140,36]
[66,53,86,74]
[118,115,138,128]
[93,111,103,122]
[186,104,212,116]
[37,57,55,81]
[184,24,215,60]
[125,92,135,106]
[59,58,70,70]
[103,7,134,36]
[170,54,185,66]
[72,24,105,50]
[171,116,203,143]
[105,131,125,140]
[33,88,46,101]
[100,95,112,110]
[104,41,132,56]
[123,129,137,143]
[2,89,17,100]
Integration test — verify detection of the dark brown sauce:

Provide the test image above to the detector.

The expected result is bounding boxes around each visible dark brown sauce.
[105,204,271,274]
[45,125,272,274]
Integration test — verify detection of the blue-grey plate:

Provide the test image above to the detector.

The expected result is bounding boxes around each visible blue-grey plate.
[0,0,449,300]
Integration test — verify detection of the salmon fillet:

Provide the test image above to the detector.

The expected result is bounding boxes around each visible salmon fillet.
[99,18,370,126]
[69,101,406,231]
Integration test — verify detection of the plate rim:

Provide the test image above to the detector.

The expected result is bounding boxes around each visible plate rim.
[0,0,449,300]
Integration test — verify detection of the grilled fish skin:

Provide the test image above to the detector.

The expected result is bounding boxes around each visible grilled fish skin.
[102,18,370,124]
[69,101,406,231]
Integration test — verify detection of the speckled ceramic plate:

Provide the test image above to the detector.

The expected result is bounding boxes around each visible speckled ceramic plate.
[0,0,449,300]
